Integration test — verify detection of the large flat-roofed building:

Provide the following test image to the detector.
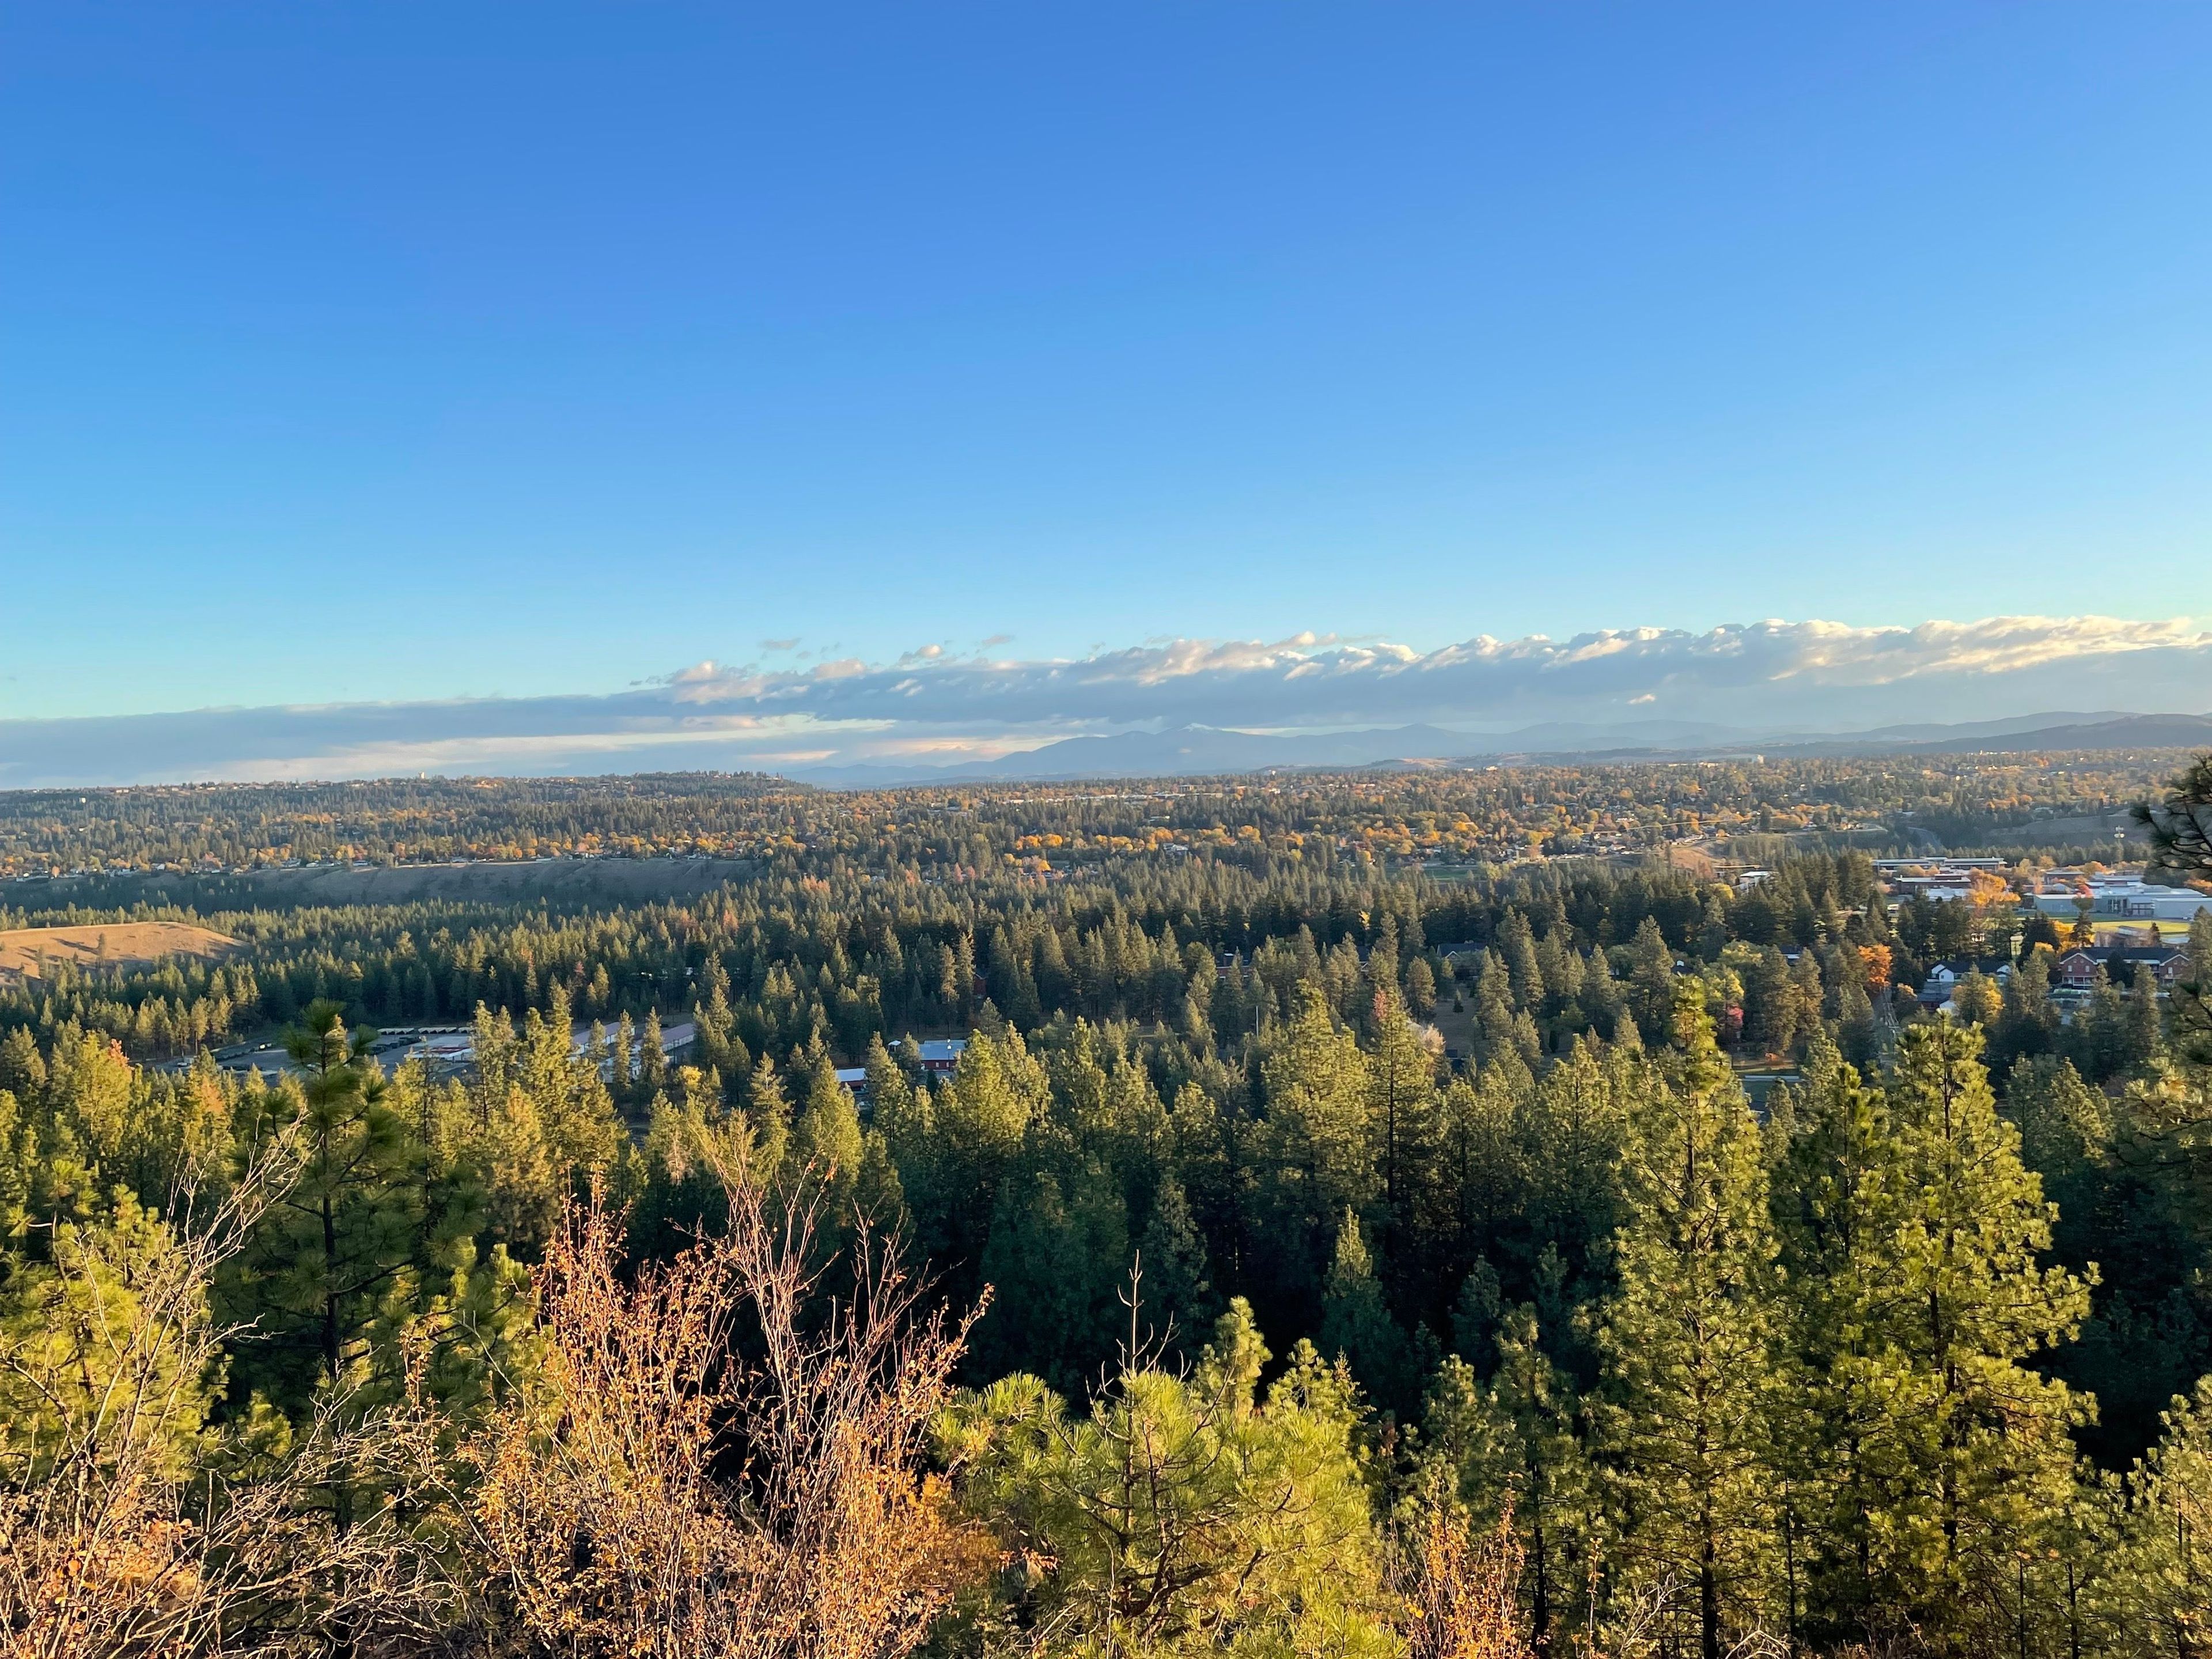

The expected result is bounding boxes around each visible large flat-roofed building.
[2033,878,2212,924]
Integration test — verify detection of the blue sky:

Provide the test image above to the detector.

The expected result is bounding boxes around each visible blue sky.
[3,3,2210,773]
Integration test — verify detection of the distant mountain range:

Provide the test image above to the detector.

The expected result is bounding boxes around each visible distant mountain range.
[1857,714,2212,753]
[781,711,2212,788]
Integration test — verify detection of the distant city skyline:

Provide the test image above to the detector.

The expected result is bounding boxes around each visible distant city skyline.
[4,5,2209,734]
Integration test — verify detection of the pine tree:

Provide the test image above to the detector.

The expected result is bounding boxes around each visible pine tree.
[2069,968,2133,1084]
[1515,1037,1626,1307]
[1781,1022,2093,1649]
[639,1007,669,1097]
[1953,967,2003,1030]
[744,1052,792,1184]
[789,1054,863,1216]
[918,1030,1047,1296]
[1474,956,1519,1064]
[0,1191,216,1483]
[1258,986,1375,1283]
[1450,1258,1503,1365]
[2123,966,2165,1077]
[1136,1176,1217,1354]
[691,955,747,1080]
[2005,1054,2109,1199]
[2112,1374,2212,1652]
[852,1126,906,1237]
[1578,945,1626,1037]
[1403,955,1437,1021]
[1772,1054,1908,1641]
[1594,982,1783,1658]
[1873,1020,2092,1649]
[2184,908,2212,1071]
[221,1002,428,1536]
[1318,1207,1411,1411]
[969,1166,1128,1394]
[941,1299,1395,1657]
[1834,960,1881,1072]
[1625,916,1676,1045]
[1990,946,2060,1074]
[1741,944,1797,1056]
[1499,908,1545,1010]
[1365,984,1439,1217]
[609,1010,637,1105]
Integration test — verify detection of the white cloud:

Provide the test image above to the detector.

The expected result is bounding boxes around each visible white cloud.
[2,614,2206,786]
[650,614,2211,731]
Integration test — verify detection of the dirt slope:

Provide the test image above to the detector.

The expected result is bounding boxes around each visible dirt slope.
[0,921,238,979]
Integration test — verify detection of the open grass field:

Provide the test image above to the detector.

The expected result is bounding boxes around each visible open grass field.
[0,921,238,980]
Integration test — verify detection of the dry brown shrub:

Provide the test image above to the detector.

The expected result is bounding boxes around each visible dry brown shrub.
[1399,1490,1535,1659]
[1,1427,444,1659]
[0,1146,442,1659]
[451,1166,987,1659]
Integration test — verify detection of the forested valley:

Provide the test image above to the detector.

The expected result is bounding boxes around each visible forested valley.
[4,755,2211,1657]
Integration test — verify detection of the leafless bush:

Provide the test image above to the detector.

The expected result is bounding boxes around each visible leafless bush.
[448,1165,988,1659]
[0,1142,440,1658]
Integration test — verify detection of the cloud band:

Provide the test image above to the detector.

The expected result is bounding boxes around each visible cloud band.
[3,614,2205,786]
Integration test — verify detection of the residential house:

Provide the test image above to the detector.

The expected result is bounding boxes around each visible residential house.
[2053,945,2189,990]
[913,1037,968,1077]
[1917,959,2012,1009]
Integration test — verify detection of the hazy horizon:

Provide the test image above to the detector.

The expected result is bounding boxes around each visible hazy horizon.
[2,612,2209,786]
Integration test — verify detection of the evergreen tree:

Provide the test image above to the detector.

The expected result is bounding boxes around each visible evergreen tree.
[1872,1020,2092,1649]
[2006,1054,2109,1203]
[1594,983,1783,1658]
[0,1191,215,1483]
[1134,1176,1217,1355]
[1499,908,1545,1009]
[1834,960,1881,1073]
[2123,965,2165,1077]
[1740,944,1797,1056]
[744,1052,792,1184]
[1257,986,1374,1302]
[2112,1374,2212,1652]
[1318,1207,1412,1412]
[1364,984,1438,1217]
[969,1167,1128,1395]
[639,1006,669,1097]
[1773,1054,1909,1642]
[1990,946,2061,1074]
[1625,916,1676,1045]
[789,1054,864,1222]
[915,1030,1047,1298]
[941,1300,1395,1658]
[1578,945,1627,1037]
[1474,955,1519,1063]
[1952,967,2002,1030]
[225,1004,426,1410]
[1403,955,1437,1020]
[1784,1022,2093,1649]
[1449,1258,1503,1366]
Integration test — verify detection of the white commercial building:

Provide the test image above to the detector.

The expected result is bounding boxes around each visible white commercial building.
[2033,878,2212,924]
